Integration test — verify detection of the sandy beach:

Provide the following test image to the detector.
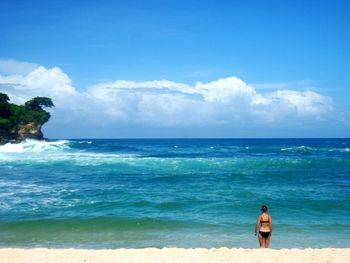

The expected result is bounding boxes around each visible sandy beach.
[0,248,349,263]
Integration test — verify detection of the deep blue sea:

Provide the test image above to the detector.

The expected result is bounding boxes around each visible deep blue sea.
[0,139,349,248]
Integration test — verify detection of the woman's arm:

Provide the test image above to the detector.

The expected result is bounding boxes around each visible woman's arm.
[269,215,273,236]
[255,215,260,235]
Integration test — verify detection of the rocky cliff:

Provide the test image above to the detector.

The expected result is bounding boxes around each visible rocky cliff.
[0,122,44,144]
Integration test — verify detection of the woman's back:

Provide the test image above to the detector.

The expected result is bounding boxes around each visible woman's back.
[259,213,271,232]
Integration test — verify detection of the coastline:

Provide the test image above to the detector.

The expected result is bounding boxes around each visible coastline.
[1,248,349,263]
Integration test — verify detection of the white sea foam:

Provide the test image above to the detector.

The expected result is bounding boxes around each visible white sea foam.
[280,145,325,153]
[0,143,24,153]
[0,142,140,165]
[281,146,350,153]
[0,139,70,153]
[74,140,93,144]
[67,152,138,158]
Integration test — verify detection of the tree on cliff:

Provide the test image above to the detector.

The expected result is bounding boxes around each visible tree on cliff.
[24,97,55,111]
[0,93,11,119]
[0,93,10,104]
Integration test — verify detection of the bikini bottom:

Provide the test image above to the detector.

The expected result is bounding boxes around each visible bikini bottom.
[259,231,270,238]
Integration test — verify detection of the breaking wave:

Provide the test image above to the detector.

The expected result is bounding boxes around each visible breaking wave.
[280,145,350,153]
[0,139,70,153]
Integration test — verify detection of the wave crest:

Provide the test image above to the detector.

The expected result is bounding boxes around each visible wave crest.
[0,139,70,153]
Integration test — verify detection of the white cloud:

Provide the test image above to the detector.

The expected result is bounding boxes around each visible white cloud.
[0,59,39,75]
[0,66,76,103]
[268,90,332,117]
[250,80,315,90]
[0,64,336,137]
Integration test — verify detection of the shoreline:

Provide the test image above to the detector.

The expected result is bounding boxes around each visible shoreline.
[1,248,349,263]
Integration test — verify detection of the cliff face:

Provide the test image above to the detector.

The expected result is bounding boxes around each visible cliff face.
[0,127,17,144]
[18,122,44,141]
[0,122,44,144]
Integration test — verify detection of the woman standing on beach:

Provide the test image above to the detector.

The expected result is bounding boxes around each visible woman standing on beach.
[255,205,273,248]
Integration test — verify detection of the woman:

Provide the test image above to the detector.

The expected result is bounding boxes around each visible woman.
[254,205,272,248]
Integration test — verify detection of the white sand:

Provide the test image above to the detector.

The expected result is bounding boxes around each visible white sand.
[0,248,349,263]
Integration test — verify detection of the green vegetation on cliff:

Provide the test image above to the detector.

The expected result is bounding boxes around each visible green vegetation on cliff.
[0,92,54,143]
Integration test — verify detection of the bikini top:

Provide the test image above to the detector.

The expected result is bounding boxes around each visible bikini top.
[260,215,270,223]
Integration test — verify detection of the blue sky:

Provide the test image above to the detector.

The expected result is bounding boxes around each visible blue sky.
[0,0,349,138]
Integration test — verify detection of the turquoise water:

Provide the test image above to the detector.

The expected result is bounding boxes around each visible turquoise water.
[0,139,349,248]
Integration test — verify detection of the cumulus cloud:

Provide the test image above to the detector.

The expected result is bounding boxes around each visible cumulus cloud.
[0,59,39,75]
[0,63,335,137]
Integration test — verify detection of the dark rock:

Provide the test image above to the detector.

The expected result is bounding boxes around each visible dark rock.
[0,122,45,144]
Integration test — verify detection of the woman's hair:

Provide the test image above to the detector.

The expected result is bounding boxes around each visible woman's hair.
[261,205,268,212]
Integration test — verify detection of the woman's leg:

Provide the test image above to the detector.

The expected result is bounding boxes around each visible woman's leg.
[265,235,271,248]
[258,233,263,248]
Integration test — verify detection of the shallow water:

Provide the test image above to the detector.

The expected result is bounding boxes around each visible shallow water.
[0,138,349,248]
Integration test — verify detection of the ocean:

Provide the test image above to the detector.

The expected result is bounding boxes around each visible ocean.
[0,139,349,249]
